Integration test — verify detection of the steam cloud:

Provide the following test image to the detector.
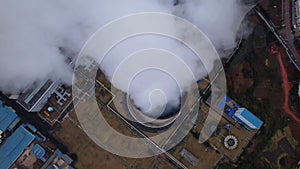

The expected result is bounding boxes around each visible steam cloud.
[0,0,254,116]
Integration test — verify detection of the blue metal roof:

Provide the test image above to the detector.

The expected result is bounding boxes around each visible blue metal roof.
[217,96,230,110]
[26,124,37,133]
[0,101,18,132]
[8,117,21,131]
[240,109,263,129]
[31,144,46,159]
[228,109,235,117]
[226,107,232,111]
[0,125,35,169]
[233,108,263,130]
[55,149,63,157]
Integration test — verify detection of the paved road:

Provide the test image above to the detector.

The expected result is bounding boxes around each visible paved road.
[279,0,300,67]
[256,5,300,71]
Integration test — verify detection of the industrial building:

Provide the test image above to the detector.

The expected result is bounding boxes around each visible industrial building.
[16,80,60,112]
[0,123,73,169]
[7,80,73,126]
[179,148,199,167]
[0,100,73,169]
[216,96,263,131]
[41,149,73,169]
[197,95,264,161]
[0,101,19,132]
[38,85,73,126]
[0,125,35,169]
[232,108,263,130]
[30,144,47,161]
[11,54,76,113]
[54,86,71,106]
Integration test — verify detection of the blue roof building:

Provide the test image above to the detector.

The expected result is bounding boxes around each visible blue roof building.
[228,109,236,117]
[217,96,232,111]
[31,144,46,160]
[0,125,35,169]
[41,149,73,169]
[233,108,263,131]
[0,101,18,132]
[26,124,37,133]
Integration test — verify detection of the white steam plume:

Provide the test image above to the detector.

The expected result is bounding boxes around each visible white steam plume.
[0,0,254,116]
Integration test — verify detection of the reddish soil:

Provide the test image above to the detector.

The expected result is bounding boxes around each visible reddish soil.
[269,44,300,123]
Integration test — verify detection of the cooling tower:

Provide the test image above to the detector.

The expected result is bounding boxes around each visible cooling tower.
[113,83,198,132]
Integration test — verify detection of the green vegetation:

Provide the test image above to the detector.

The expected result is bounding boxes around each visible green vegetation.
[219,22,295,168]
[228,40,247,66]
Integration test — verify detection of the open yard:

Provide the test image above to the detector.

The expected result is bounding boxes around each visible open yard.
[170,133,222,169]
[52,118,127,169]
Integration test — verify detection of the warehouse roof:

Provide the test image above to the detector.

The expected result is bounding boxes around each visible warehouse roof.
[0,101,18,132]
[0,125,35,169]
[233,108,263,130]
[30,144,46,159]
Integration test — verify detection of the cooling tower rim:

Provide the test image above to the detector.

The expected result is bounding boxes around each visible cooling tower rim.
[126,91,189,129]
